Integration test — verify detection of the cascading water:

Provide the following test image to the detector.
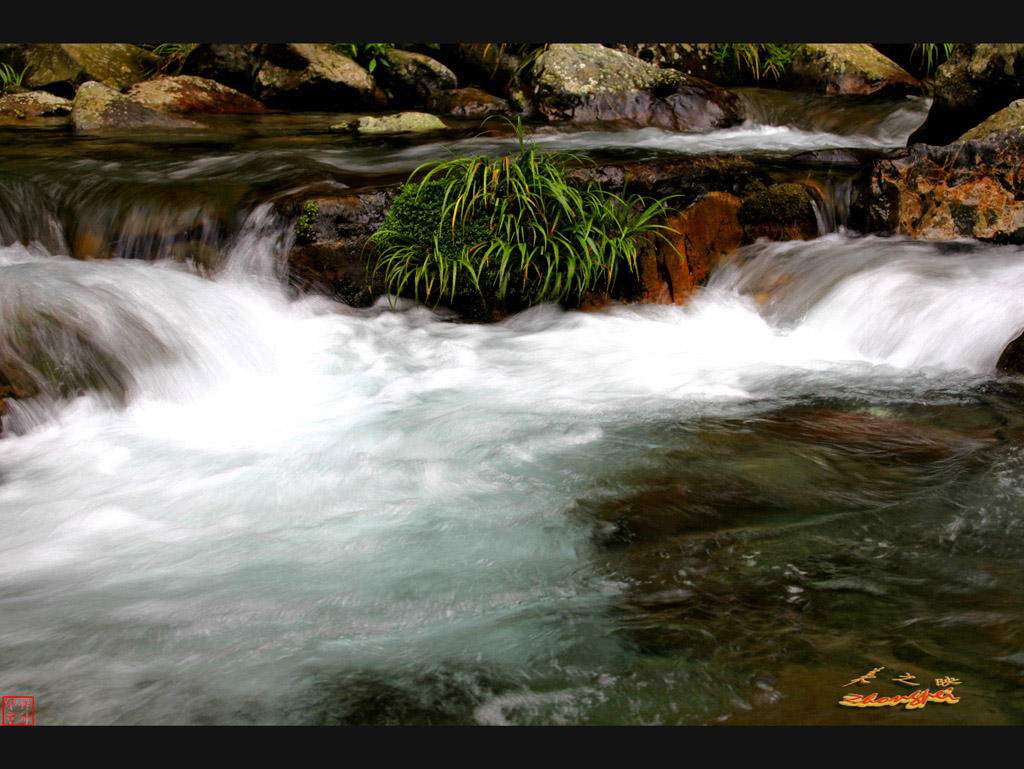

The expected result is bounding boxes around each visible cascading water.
[4,102,1024,725]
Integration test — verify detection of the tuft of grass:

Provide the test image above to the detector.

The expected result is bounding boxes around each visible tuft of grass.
[0,62,29,94]
[294,202,320,244]
[369,118,677,314]
[138,43,198,76]
[333,43,393,74]
[710,43,798,84]
[911,43,957,77]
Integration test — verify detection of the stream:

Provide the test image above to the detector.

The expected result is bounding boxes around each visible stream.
[2,90,1024,725]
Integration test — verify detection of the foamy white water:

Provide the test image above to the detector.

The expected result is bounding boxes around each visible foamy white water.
[2,224,1024,722]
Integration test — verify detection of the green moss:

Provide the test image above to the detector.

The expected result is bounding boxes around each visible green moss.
[294,202,320,245]
[739,183,814,226]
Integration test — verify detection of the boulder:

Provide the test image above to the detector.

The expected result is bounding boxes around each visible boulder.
[531,43,741,130]
[958,98,1024,141]
[376,49,457,106]
[638,192,744,304]
[909,44,1024,146]
[426,87,509,118]
[781,44,923,97]
[71,81,203,131]
[607,43,728,85]
[278,187,397,306]
[332,111,450,134]
[254,43,386,110]
[181,44,265,95]
[0,90,72,119]
[851,128,1024,242]
[126,75,270,115]
[0,44,156,98]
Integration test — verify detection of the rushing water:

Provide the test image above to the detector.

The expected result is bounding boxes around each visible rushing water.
[3,94,1024,725]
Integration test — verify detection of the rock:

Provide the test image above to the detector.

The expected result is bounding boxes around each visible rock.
[531,43,741,130]
[998,333,1024,374]
[851,129,1024,242]
[0,44,156,98]
[332,111,449,134]
[278,188,397,306]
[638,192,744,305]
[254,43,385,110]
[181,44,264,95]
[71,81,203,130]
[782,44,923,97]
[738,183,819,242]
[399,43,524,91]
[909,44,1024,146]
[606,43,727,85]
[0,90,72,119]
[376,49,457,106]
[958,98,1024,141]
[126,75,270,115]
[426,87,509,118]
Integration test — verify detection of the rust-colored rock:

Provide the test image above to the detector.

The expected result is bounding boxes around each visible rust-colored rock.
[852,129,1024,241]
[126,75,271,115]
[638,192,744,305]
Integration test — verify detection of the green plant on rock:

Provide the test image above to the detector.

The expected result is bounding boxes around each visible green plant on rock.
[0,62,29,94]
[369,118,676,313]
[710,43,799,84]
[911,43,957,77]
[333,43,393,74]
[294,202,320,244]
[138,43,198,76]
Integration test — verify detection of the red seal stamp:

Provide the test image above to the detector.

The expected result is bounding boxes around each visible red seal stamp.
[2,696,34,726]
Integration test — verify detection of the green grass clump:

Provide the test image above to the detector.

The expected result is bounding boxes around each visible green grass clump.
[370,119,674,314]
[911,43,957,77]
[710,43,798,84]
[138,43,198,76]
[0,62,29,94]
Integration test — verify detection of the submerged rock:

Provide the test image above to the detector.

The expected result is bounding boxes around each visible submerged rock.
[333,112,449,134]
[126,75,270,115]
[781,43,923,97]
[851,128,1024,241]
[0,43,156,98]
[426,87,510,118]
[909,44,1024,146]
[254,43,386,111]
[531,43,741,130]
[737,183,819,243]
[71,81,203,130]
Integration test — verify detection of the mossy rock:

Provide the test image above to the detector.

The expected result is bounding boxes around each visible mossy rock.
[739,183,818,242]
[959,99,1024,141]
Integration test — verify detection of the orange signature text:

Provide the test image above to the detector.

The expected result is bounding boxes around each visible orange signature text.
[839,687,960,710]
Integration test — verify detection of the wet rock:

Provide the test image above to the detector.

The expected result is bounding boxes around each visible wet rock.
[254,43,386,111]
[958,98,1024,141]
[426,87,510,118]
[738,183,819,243]
[376,49,457,106]
[0,90,72,119]
[277,188,397,306]
[181,44,265,95]
[332,112,449,134]
[851,129,1024,242]
[909,44,1024,146]
[0,43,156,98]
[997,333,1024,374]
[126,75,270,115]
[399,44,524,92]
[531,43,741,130]
[72,81,203,130]
[782,44,923,97]
[638,192,744,305]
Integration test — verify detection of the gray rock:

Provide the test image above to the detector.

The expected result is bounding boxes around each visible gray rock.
[376,49,457,106]
[531,43,740,131]
[782,44,923,97]
[332,111,449,134]
[255,43,385,110]
[1,44,156,98]
[0,90,72,118]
